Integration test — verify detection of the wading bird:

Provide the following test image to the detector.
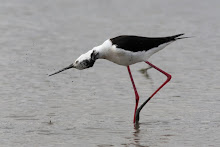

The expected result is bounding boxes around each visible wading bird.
[49,34,187,124]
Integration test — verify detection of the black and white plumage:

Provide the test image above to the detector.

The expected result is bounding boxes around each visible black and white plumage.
[49,33,187,124]
[49,34,185,76]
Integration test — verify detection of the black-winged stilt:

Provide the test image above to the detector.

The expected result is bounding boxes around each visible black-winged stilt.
[49,33,187,124]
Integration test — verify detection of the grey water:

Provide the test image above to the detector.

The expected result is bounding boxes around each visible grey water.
[0,0,220,146]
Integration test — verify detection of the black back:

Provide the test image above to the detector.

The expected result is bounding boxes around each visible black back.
[110,34,184,52]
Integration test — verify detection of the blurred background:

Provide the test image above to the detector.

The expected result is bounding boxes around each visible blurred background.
[0,0,219,146]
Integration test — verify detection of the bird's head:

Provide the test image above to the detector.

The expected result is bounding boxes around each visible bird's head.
[49,50,99,76]
[74,49,99,70]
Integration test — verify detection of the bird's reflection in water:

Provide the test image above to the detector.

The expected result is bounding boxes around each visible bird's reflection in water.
[129,123,149,147]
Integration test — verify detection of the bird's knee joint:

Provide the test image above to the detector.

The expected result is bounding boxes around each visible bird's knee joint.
[169,74,172,79]
[167,74,172,81]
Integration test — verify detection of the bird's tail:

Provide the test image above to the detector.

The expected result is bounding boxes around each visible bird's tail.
[174,33,193,40]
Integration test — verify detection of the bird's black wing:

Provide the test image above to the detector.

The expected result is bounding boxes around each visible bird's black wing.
[110,34,184,52]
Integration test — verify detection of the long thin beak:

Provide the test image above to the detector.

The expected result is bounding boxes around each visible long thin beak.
[49,64,74,76]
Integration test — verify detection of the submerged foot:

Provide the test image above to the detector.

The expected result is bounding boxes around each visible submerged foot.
[134,97,151,124]
[135,107,141,124]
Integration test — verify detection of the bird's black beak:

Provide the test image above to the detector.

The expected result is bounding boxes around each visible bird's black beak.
[49,64,75,76]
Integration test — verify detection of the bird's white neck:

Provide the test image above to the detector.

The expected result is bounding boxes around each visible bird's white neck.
[92,39,112,59]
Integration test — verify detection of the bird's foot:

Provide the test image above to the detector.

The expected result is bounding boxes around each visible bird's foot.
[134,97,151,124]
[135,107,141,124]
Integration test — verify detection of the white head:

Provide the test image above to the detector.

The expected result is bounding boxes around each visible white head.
[49,49,99,76]
[73,49,99,70]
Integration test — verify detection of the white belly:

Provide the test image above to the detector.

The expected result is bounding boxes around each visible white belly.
[105,49,145,66]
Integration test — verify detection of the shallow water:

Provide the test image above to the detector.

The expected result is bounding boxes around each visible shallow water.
[0,0,220,146]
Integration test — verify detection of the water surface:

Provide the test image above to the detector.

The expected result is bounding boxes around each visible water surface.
[0,0,220,146]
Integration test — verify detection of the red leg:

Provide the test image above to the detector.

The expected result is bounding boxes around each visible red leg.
[145,61,172,99]
[127,66,139,123]
[135,61,172,123]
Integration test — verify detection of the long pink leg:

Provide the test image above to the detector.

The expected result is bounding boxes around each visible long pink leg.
[135,61,172,123]
[127,66,139,123]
